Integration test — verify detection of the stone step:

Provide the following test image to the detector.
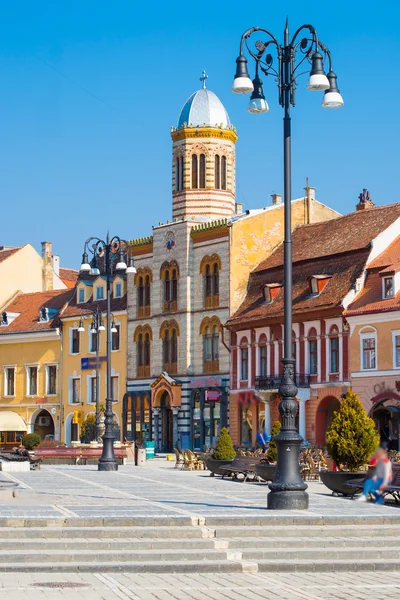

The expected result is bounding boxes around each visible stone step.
[0,560,247,574]
[0,548,235,564]
[227,535,400,549]
[204,515,400,527]
[0,516,195,528]
[242,547,400,560]
[0,526,208,539]
[0,537,224,551]
[257,558,400,573]
[212,524,400,538]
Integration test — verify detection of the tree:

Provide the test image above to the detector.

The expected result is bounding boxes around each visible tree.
[326,390,379,472]
[266,421,281,463]
[22,433,41,450]
[80,414,97,443]
[212,428,236,460]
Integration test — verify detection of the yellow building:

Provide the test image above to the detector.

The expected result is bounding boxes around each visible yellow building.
[0,289,73,449]
[60,274,127,445]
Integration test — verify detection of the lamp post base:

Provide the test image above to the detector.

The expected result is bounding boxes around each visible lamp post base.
[267,489,309,510]
[98,460,118,472]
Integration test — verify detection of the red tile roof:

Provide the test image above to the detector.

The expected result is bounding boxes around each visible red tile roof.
[254,203,400,272]
[345,236,400,317]
[0,289,73,335]
[228,204,400,329]
[61,291,127,319]
[0,246,21,264]
[59,268,79,288]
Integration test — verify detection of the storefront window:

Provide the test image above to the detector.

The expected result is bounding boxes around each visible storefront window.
[192,391,201,451]
[241,405,252,445]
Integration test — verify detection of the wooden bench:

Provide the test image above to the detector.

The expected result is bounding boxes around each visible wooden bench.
[0,451,41,470]
[220,456,261,482]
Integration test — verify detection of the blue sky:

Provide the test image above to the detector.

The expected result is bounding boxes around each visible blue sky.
[1,1,399,268]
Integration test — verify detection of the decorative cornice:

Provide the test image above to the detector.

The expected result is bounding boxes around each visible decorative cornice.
[191,218,229,234]
[128,236,153,247]
[171,126,238,144]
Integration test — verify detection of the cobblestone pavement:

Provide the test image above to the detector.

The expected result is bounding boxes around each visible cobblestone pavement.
[0,459,399,520]
[0,571,399,600]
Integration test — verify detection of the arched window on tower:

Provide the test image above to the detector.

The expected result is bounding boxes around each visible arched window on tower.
[221,156,227,190]
[201,255,221,308]
[191,155,198,188]
[160,320,179,375]
[215,155,220,189]
[137,333,143,372]
[135,268,152,318]
[199,154,206,188]
[200,317,221,373]
[134,325,152,377]
[175,157,180,192]
[179,156,184,190]
[161,261,179,313]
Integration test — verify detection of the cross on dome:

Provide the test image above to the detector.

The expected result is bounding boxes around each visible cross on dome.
[200,70,208,89]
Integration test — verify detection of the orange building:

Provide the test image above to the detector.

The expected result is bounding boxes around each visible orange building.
[226,194,400,447]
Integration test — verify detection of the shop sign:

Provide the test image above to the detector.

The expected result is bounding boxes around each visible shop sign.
[189,377,222,389]
[205,390,220,402]
[81,356,106,370]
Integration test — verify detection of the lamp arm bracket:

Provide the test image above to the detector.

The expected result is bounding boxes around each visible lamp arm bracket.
[290,24,317,48]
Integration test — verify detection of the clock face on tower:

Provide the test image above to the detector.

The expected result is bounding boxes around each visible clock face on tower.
[166,231,175,251]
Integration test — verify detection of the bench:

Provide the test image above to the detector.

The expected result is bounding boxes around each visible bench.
[347,463,400,503]
[220,456,261,482]
[0,451,41,470]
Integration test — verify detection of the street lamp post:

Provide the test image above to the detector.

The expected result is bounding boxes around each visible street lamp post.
[232,19,343,510]
[80,233,136,471]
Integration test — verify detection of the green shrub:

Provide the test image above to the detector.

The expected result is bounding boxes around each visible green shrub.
[326,390,379,472]
[80,414,97,443]
[212,428,236,461]
[22,433,41,450]
[266,421,281,463]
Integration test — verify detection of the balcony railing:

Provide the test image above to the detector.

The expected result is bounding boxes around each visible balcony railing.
[255,373,310,390]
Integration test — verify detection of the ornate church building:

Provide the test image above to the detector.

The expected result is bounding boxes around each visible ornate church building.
[123,74,339,452]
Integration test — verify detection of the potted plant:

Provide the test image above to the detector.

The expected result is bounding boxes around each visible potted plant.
[205,428,236,476]
[320,390,379,495]
[22,433,41,452]
[256,421,280,482]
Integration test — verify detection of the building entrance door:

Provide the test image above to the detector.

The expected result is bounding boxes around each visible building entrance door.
[160,391,173,452]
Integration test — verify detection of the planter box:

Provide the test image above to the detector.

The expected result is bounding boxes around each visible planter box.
[320,470,367,496]
[205,458,234,476]
[255,463,276,482]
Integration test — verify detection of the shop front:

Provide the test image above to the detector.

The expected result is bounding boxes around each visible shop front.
[189,377,228,451]
[0,411,27,450]
[122,391,152,444]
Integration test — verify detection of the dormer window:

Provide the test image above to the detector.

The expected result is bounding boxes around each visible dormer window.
[78,288,85,303]
[309,275,331,296]
[96,286,104,300]
[115,282,122,298]
[1,312,8,326]
[263,283,282,303]
[39,307,49,322]
[1,311,19,326]
[383,276,394,299]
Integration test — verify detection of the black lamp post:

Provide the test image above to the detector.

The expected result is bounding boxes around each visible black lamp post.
[232,19,343,510]
[80,233,136,471]
[77,307,118,441]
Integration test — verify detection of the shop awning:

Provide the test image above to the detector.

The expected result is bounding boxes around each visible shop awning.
[0,411,27,432]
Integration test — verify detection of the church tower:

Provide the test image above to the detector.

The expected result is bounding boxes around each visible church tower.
[171,72,238,221]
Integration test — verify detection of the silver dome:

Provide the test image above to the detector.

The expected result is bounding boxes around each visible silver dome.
[178,88,230,129]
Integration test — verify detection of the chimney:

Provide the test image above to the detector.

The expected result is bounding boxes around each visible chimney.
[356,188,375,211]
[271,193,282,206]
[41,241,54,291]
[304,178,316,223]
[235,202,243,215]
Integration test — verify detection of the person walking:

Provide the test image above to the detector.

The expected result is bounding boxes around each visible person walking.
[256,429,268,453]
[356,446,392,504]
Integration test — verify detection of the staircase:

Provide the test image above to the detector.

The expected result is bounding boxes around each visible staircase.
[0,515,400,573]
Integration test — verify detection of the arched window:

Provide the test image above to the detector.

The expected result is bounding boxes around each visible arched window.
[200,317,221,373]
[200,254,221,308]
[221,155,227,190]
[308,327,318,375]
[241,347,248,381]
[161,261,179,313]
[179,156,184,190]
[135,268,152,317]
[214,155,220,189]
[160,320,179,375]
[134,325,152,377]
[259,340,267,377]
[175,157,180,192]
[329,326,339,374]
[199,154,206,188]
[191,154,198,188]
